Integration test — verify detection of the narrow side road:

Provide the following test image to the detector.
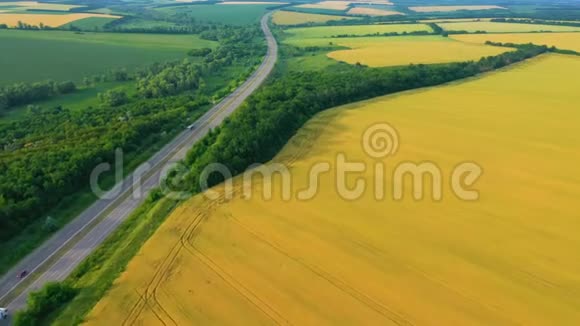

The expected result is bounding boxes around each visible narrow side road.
[0,12,277,323]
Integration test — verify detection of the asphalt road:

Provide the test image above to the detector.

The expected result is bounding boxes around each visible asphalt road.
[0,12,277,323]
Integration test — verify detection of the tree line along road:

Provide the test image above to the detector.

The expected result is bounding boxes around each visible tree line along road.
[0,12,278,323]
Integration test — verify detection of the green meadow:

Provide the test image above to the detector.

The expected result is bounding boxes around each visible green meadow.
[0,29,216,84]
[157,4,274,25]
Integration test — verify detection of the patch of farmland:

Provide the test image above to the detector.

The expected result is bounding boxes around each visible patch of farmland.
[296,1,353,11]
[59,16,119,30]
[328,36,510,67]
[409,5,506,12]
[87,7,116,15]
[0,1,84,12]
[439,21,580,33]
[218,1,287,4]
[347,7,403,16]
[0,30,216,84]
[109,18,181,30]
[157,4,272,25]
[294,0,395,12]
[285,23,431,39]
[419,18,493,23]
[0,13,121,27]
[86,54,580,325]
[451,32,580,53]
[272,10,358,25]
[284,34,509,67]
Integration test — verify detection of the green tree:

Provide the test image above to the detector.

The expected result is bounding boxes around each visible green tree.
[98,90,129,107]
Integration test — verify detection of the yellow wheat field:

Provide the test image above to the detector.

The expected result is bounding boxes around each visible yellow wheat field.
[347,7,403,16]
[419,18,493,23]
[452,32,580,53]
[0,1,84,11]
[272,11,357,25]
[439,21,580,33]
[285,23,431,39]
[409,5,506,12]
[0,13,121,27]
[86,53,580,326]
[325,36,510,67]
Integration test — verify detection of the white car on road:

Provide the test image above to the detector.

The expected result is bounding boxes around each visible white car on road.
[0,307,7,319]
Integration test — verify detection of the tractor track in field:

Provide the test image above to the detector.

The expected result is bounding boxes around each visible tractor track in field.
[123,186,240,325]
[122,208,206,326]
[229,215,415,326]
[178,185,289,325]
[183,243,288,325]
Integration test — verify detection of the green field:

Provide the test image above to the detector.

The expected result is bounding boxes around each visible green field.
[281,47,344,73]
[285,23,432,38]
[109,18,181,30]
[0,30,216,84]
[158,4,274,25]
[284,7,348,16]
[60,16,118,30]
[439,21,580,33]
[1,81,135,123]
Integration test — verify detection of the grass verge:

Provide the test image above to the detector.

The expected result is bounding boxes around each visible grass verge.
[51,196,179,325]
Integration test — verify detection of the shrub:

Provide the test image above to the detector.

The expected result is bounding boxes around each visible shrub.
[13,282,77,326]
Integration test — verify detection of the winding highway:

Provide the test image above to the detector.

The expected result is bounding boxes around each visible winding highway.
[0,12,277,323]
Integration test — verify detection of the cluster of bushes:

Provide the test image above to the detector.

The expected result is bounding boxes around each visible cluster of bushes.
[491,18,580,27]
[426,22,446,36]
[137,60,203,98]
[0,81,76,113]
[10,21,53,31]
[0,68,138,116]
[445,30,488,35]
[187,47,212,57]
[13,282,77,326]
[485,41,577,56]
[98,89,129,107]
[136,26,264,99]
